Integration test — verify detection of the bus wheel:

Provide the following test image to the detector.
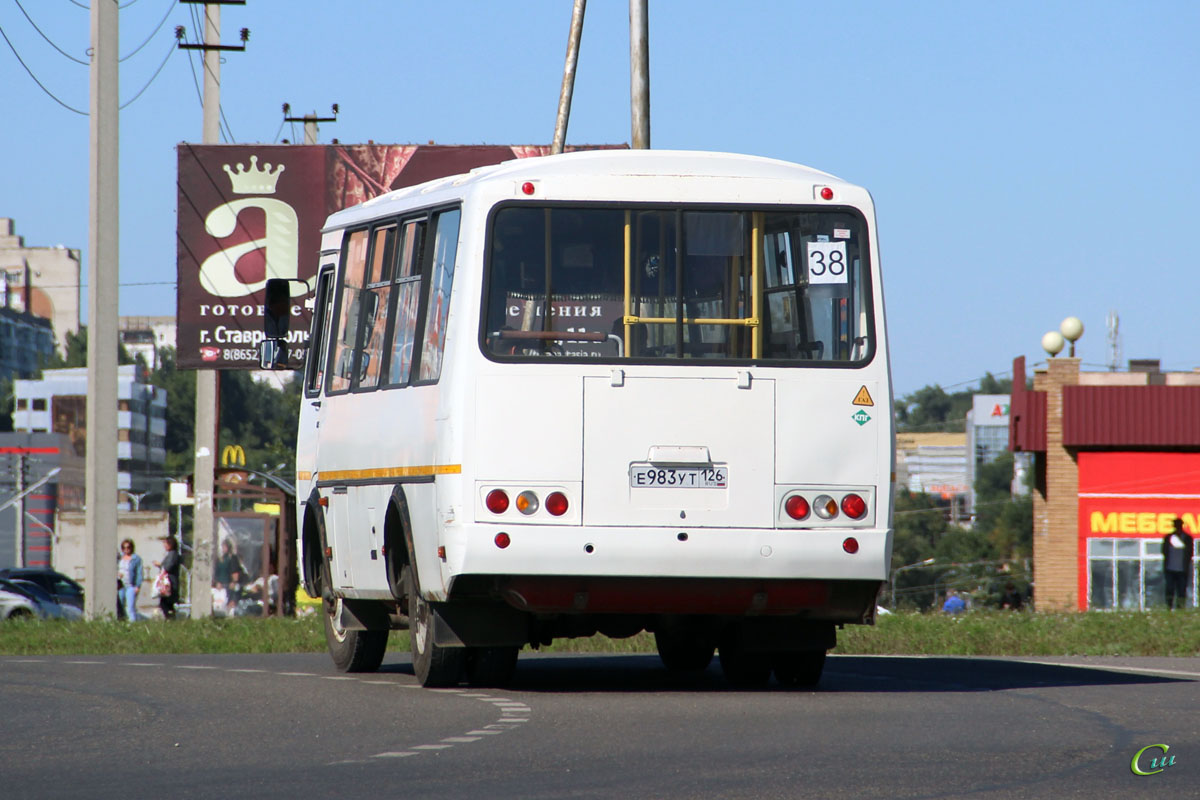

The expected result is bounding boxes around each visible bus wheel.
[403,565,464,687]
[323,598,388,673]
[464,647,519,687]
[772,650,826,688]
[655,630,715,672]
[718,639,772,688]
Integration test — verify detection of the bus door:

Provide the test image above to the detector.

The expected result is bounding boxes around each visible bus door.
[297,263,348,583]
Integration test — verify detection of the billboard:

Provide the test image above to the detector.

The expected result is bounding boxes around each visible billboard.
[176,143,623,369]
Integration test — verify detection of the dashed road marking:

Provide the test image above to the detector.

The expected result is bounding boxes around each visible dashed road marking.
[2,656,533,766]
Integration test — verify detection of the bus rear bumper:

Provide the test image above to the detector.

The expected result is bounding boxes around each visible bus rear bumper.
[445,523,891,583]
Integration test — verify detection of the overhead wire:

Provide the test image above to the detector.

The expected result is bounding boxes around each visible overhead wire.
[119,0,175,62]
[14,0,87,65]
[119,35,175,109]
[0,22,87,114]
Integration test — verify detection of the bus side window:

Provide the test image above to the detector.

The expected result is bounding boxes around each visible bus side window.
[417,209,461,383]
[355,225,397,390]
[329,229,370,393]
[385,218,427,386]
[305,268,335,395]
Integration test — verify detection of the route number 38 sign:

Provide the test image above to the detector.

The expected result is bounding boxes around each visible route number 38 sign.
[806,240,849,285]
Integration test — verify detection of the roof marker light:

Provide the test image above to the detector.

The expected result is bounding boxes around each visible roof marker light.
[521,181,536,195]
[820,187,834,201]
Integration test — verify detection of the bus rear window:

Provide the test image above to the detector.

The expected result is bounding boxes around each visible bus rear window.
[482,205,873,365]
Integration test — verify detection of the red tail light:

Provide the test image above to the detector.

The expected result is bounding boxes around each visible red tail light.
[842,537,859,554]
[841,493,867,519]
[494,532,511,549]
[784,495,810,520]
[545,492,569,516]
[486,489,510,514]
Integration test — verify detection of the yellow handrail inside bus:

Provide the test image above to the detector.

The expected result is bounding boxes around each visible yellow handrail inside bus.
[620,210,763,356]
[623,211,632,354]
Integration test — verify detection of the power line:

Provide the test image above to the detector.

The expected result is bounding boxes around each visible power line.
[14,0,87,65]
[0,22,87,114]
[119,0,176,62]
[119,36,175,109]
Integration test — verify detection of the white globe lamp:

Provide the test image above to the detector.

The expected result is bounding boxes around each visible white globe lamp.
[1042,331,1065,357]
[1060,316,1084,356]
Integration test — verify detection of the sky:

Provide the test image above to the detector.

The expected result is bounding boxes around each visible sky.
[1,0,1197,397]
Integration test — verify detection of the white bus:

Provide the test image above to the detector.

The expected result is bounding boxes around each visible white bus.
[270,149,893,688]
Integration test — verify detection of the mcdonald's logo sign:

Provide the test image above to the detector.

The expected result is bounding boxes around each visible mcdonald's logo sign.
[221,445,246,467]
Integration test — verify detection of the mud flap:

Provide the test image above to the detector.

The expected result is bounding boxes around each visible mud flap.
[335,599,391,632]
[431,600,530,648]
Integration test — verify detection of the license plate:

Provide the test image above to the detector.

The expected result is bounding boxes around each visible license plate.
[630,465,727,488]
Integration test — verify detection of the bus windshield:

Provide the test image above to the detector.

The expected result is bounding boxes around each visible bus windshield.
[482,205,873,365]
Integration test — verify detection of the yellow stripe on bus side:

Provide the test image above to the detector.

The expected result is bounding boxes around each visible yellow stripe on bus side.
[317,464,462,482]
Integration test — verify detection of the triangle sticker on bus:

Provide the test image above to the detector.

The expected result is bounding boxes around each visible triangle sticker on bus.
[852,386,874,407]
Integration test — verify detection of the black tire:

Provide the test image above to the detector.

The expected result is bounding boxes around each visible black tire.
[655,629,715,672]
[405,565,464,687]
[464,646,519,687]
[718,639,772,688]
[323,597,388,673]
[772,650,827,688]
[7,608,33,620]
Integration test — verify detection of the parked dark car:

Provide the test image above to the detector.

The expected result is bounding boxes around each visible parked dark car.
[0,568,85,611]
[0,578,78,619]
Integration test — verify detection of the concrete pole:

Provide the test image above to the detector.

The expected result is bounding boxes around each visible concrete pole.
[85,0,118,619]
[629,0,650,150]
[190,3,221,619]
[552,0,586,156]
[303,115,318,145]
[15,453,24,568]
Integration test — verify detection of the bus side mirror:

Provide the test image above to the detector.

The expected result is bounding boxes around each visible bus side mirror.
[260,277,309,370]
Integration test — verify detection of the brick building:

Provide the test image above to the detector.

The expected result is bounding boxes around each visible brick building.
[1010,356,1200,610]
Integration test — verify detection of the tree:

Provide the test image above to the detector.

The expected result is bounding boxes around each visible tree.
[41,326,135,370]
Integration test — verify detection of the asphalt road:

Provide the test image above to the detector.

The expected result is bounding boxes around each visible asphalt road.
[1,650,1196,799]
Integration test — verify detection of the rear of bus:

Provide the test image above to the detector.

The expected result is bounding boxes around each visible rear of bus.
[445,151,892,680]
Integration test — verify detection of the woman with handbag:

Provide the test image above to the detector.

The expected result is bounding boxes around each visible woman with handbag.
[153,535,182,620]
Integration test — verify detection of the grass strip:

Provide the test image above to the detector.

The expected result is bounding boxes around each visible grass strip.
[1,610,1197,658]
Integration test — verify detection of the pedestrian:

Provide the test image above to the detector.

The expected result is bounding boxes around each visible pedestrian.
[1162,518,1194,610]
[117,539,142,621]
[1000,582,1024,610]
[942,588,965,614]
[153,535,182,620]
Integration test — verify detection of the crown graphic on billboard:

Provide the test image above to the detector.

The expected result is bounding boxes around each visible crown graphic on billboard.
[222,155,285,195]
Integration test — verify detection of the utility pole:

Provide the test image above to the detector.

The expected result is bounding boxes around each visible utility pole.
[14,453,24,568]
[629,0,650,149]
[85,0,118,619]
[552,0,586,155]
[14,455,24,568]
[283,103,338,145]
[178,0,248,618]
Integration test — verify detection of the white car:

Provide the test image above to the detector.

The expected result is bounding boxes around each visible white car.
[0,578,73,620]
[0,579,43,619]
